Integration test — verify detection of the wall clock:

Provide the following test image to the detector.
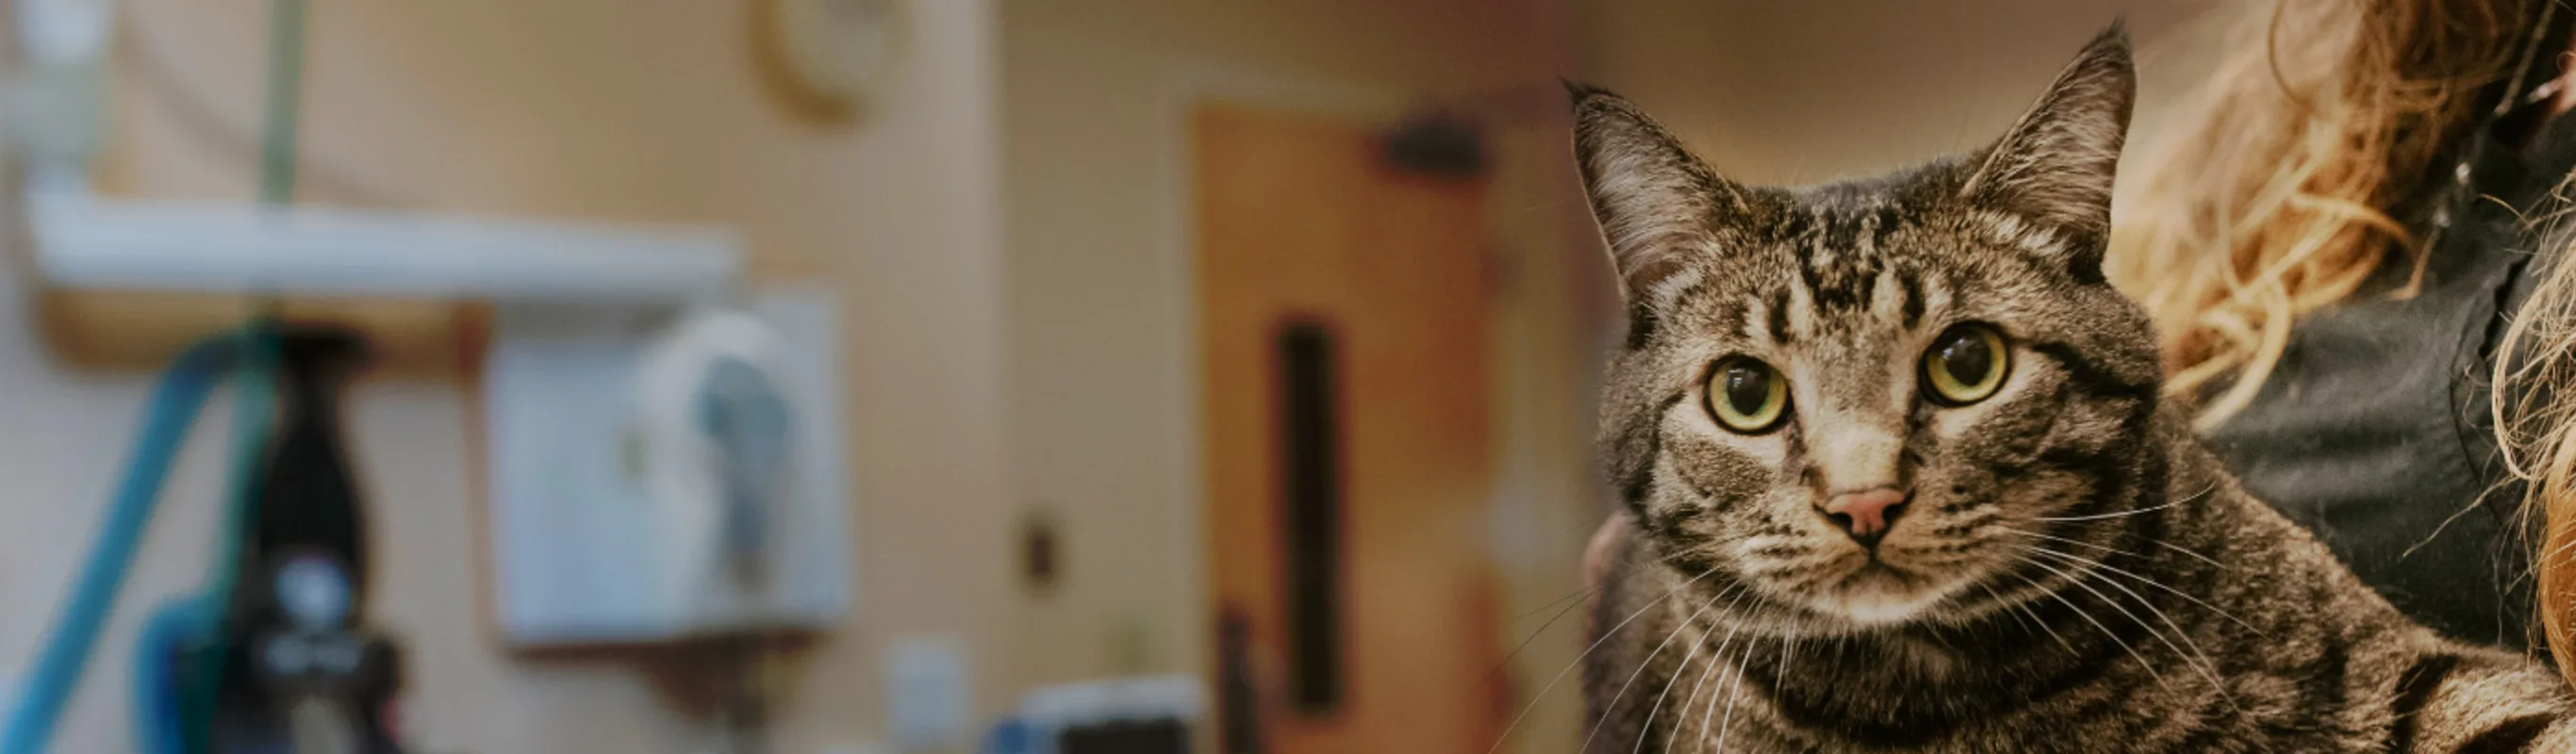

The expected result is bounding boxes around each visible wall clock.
[751,0,902,125]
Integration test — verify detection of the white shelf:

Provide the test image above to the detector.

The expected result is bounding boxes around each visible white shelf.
[29,192,743,303]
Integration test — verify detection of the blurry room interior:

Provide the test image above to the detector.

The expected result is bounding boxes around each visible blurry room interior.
[0,1,2221,751]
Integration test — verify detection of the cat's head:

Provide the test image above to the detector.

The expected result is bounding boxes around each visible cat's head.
[1577,25,2162,633]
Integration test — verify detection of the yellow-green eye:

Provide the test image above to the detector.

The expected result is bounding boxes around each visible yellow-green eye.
[1924,323,2010,405]
[1706,356,1790,434]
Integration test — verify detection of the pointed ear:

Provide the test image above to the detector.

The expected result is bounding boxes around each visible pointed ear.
[1960,23,2135,247]
[1568,82,1739,309]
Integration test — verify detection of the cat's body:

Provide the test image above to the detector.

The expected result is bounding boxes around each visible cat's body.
[1591,409,2570,752]
[1571,25,2576,752]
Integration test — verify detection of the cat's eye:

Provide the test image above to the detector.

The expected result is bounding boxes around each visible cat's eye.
[1923,323,2010,405]
[1705,356,1790,434]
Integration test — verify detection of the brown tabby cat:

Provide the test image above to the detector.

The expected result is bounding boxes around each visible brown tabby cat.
[1573,25,2576,753]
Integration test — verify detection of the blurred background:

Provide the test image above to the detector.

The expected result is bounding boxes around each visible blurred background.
[0,1,2222,752]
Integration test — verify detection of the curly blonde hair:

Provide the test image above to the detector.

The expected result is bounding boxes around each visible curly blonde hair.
[2123,0,2576,682]
[2110,0,2526,429]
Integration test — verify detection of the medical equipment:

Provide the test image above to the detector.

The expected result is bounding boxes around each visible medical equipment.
[204,328,406,753]
[5,0,839,749]
[7,324,415,754]
[4,325,280,753]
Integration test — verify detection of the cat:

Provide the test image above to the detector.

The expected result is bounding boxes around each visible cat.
[1570,24,2576,753]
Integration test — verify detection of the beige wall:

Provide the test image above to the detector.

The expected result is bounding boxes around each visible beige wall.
[0,0,1011,751]
[999,0,1609,750]
[1581,0,2223,188]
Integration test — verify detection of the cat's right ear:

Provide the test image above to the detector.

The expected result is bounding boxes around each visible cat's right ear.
[1568,83,1736,312]
[1957,24,2134,258]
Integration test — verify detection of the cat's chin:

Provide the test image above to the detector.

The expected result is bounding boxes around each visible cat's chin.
[1809,566,1957,628]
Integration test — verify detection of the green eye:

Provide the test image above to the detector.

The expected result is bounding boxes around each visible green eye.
[1924,323,2010,405]
[1706,356,1790,434]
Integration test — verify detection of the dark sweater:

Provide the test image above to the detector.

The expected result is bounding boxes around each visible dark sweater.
[2205,113,2576,649]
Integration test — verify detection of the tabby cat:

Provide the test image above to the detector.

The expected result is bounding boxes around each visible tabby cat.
[1574,25,2576,753]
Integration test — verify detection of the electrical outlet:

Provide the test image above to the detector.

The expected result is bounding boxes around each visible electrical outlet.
[884,637,971,752]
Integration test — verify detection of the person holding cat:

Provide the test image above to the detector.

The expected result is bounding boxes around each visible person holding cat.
[1563,0,2576,749]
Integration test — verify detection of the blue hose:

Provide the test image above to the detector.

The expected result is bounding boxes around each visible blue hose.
[130,596,215,754]
[2,329,262,754]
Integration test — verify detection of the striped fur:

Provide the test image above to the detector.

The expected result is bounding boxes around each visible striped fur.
[1571,25,2576,752]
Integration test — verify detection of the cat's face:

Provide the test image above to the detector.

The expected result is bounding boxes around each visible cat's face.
[1578,28,2162,634]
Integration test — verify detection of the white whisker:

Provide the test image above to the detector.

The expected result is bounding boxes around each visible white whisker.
[1578,581,1746,753]
[2007,536,2261,635]
[1712,636,1754,754]
[2006,565,2170,689]
[1659,620,1741,754]
[1490,566,1727,753]
[2153,540,2235,572]
[2029,501,2175,523]
[1973,579,2065,655]
[1659,620,1741,746]
[1632,632,1706,754]
[2028,481,2216,523]
[2014,556,2173,690]
[2023,546,2242,713]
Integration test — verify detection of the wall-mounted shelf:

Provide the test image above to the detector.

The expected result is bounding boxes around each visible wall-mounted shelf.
[23,190,747,376]
[29,192,743,303]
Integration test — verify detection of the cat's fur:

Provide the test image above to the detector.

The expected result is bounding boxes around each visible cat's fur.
[1573,25,2576,753]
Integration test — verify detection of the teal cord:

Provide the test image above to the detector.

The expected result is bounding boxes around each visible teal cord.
[2,333,251,754]
[256,0,305,205]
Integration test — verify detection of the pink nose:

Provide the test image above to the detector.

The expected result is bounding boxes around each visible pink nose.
[1823,487,1909,539]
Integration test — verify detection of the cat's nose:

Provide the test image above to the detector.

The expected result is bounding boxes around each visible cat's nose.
[1820,486,1909,546]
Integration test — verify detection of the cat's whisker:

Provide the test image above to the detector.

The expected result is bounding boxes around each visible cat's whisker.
[1481,549,1711,719]
[1490,566,1728,753]
[1993,570,2078,656]
[1578,582,1748,753]
[2028,500,2178,523]
[1997,526,2151,561]
[1661,638,1726,753]
[2022,546,2243,713]
[2016,597,2075,656]
[2000,522,2237,575]
[2006,563,2172,690]
[2017,554,2198,697]
[2153,540,2236,572]
[1677,640,1735,754]
[1973,579,2048,642]
[1516,584,1599,621]
[1481,587,1599,693]
[2006,535,2262,635]
[1658,619,1742,754]
[1632,624,1709,754]
[2026,481,2218,524]
[1627,601,1730,754]
[1485,585,1608,685]
[1775,634,1797,691]
[1712,637,1754,754]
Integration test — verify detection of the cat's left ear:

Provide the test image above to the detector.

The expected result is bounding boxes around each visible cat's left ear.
[1567,82,1742,311]
[1960,23,2134,256]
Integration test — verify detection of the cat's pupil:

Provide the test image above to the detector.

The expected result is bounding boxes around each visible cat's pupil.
[1940,336,1992,385]
[1725,364,1771,414]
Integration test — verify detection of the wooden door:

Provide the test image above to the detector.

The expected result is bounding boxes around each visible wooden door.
[1197,106,1502,753]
